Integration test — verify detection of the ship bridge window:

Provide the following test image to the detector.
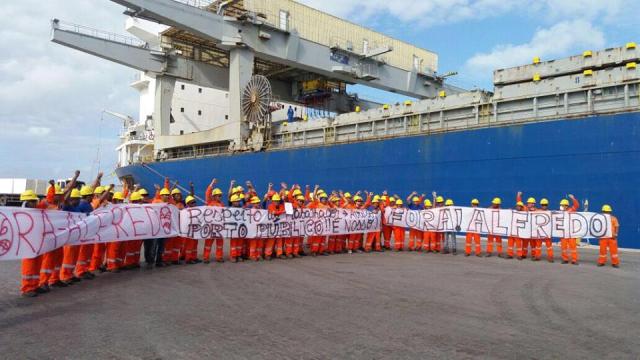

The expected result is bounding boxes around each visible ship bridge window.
[279,10,289,31]
[180,107,184,113]
[198,110,202,116]
[181,84,185,90]
[198,88,202,93]
[225,115,228,120]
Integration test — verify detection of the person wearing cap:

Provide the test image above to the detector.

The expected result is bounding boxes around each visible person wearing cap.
[486,197,504,257]
[307,185,329,256]
[123,191,145,269]
[345,191,371,253]
[516,192,537,259]
[75,172,105,280]
[533,198,554,262]
[327,194,344,253]
[144,182,171,268]
[266,193,286,260]
[465,199,482,257]
[247,195,264,261]
[182,195,201,264]
[18,190,44,297]
[598,205,620,268]
[506,201,526,259]
[287,185,307,258]
[38,171,80,291]
[406,192,425,251]
[379,192,393,251]
[559,194,580,265]
[364,194,383,252]
[88,183,115,274]
[204,178,225,263]
[162,186,185,265]
[228,192,245,263]
[421,199,437,252]
[433,192,446,253]
[105,189,126,272]
[60,187,84,285]
[137,187,150,203]
[441,199,458,255]
[391,197,406,251]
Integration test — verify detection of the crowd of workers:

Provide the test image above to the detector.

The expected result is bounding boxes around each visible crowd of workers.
[14,171,621,297]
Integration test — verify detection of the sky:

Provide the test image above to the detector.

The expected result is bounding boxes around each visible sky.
[0,0,638,184]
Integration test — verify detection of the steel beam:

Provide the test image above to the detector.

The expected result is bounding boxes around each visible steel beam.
[109,0,449,98]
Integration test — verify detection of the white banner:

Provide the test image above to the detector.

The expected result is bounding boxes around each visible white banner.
[0,205,381,260]
[181,206,381,240]
[0,204,180,261]
[384,207,612,239]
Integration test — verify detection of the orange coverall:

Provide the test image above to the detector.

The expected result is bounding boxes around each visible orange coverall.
[267,202,285,258]
[598,215,620,266]
[560,198,580,264]
[204,186,225,262]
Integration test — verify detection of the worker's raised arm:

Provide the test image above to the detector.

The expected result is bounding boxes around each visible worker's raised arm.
[406,191,416,203]
[516,191,523,204]
[189,181,195,197]
[228,179,236,201]
[569,194,579,211]
[46,180,56,203]
[63,170,81,201]
[91,172,103,190]
[363,191,372,208]
[100,184,114,203]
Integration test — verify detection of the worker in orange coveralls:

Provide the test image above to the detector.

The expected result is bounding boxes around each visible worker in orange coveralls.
[327,195,343,253]
[88,184,114,273]
[380,193,393,250]
[598,205,620,268]
[105,190,127,272]
[122,190,145,269]
[406,192,424,251]
[465,199,482,257]
[364,195,383,252]
[38,171,80,291]
[266,193,286,260]
[432,193,445,253]
[204,178,224,263]
[345,192,371,254]
[182,195,201,264]
[228,192,245,263]
[533,198,554,262]
[559,194,580,265]
[307,186,330,256]
[59,189,83,285]
[516,192,537,259]
[18,190,44,297]
[392,198,406,251]
[506,201,526,259]
[485,197,503,258]
[421,199,437,252]
[164,187,185,264]
[75,173,107,279]
[247,195,264,261]
[288,185,307,258]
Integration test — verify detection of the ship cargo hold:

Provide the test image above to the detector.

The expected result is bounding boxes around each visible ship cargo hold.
[50,0,640,248]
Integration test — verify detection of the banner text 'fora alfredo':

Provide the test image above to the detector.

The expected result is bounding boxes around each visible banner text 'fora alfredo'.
[384,207,612,239]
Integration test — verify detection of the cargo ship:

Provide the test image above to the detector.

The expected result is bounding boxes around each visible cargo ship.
[52,0,640,248]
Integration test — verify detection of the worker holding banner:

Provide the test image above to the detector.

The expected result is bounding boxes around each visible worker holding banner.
[534,198,554,262]
[506,201,525,259]
[433,193,445,253]
[560,195,580,265]
[422,199,437,252]
[204,178,225,263]
[406,192,424,251]
[516,192,537,259]
[392,198,405,251]
[267,193,286,260]
[485,197,503,257]
[465,199,482,257]
[75,173,104,279]
[598,205,620,268]
[364,195,383,252]
[88,184,114,273]
[19,190,45,297]
[442,199,457,255]
[380,193,393,250]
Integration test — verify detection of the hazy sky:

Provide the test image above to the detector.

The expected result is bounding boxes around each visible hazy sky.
[1,0,638,184]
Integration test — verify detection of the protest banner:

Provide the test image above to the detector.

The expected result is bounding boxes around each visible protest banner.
[180,206,381,239]
[0,204,180,261]
[384,207,612,239]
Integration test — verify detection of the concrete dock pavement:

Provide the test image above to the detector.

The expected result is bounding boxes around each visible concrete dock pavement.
[0,243,638,359]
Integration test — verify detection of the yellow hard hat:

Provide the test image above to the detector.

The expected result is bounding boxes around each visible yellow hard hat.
[389,197,395,203]
[171,188,182,195]
[372,195,380,203]
[112,192,125,201]
[251,196,261,204]
[211,188,223,196]
[424,199,432,207]
[527,197,536,204]
[560,199,570,206]
[80,186,94,197]
[601,204,612,212]
[20,190,38,202]
[185,195,196,204]
[292,189,302,196]
[272,194,281,202]
[296,195,305,201]
[54,185,64,195]
[396,199,403,205]
[130,192,143,202]
[436,196,444,203]
[70,189,82,199]
[319,192,328,199]
[492,197,502,205]
[540,198,549,206]
[239,193,245,200]
[94,186,105,195]
[381,195,388,201]
[230,194,242,202]
[138,188,149,196]
[445,199,454,206]
[471,199,479,205]
[159,188,171,196]
[354,195,363,201]
[412,196,420,203]
[344,192,352,198]
[516,201,524,207]
[237,186,244,192]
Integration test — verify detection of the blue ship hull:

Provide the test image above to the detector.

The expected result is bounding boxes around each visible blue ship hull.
[116,113,640,248]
